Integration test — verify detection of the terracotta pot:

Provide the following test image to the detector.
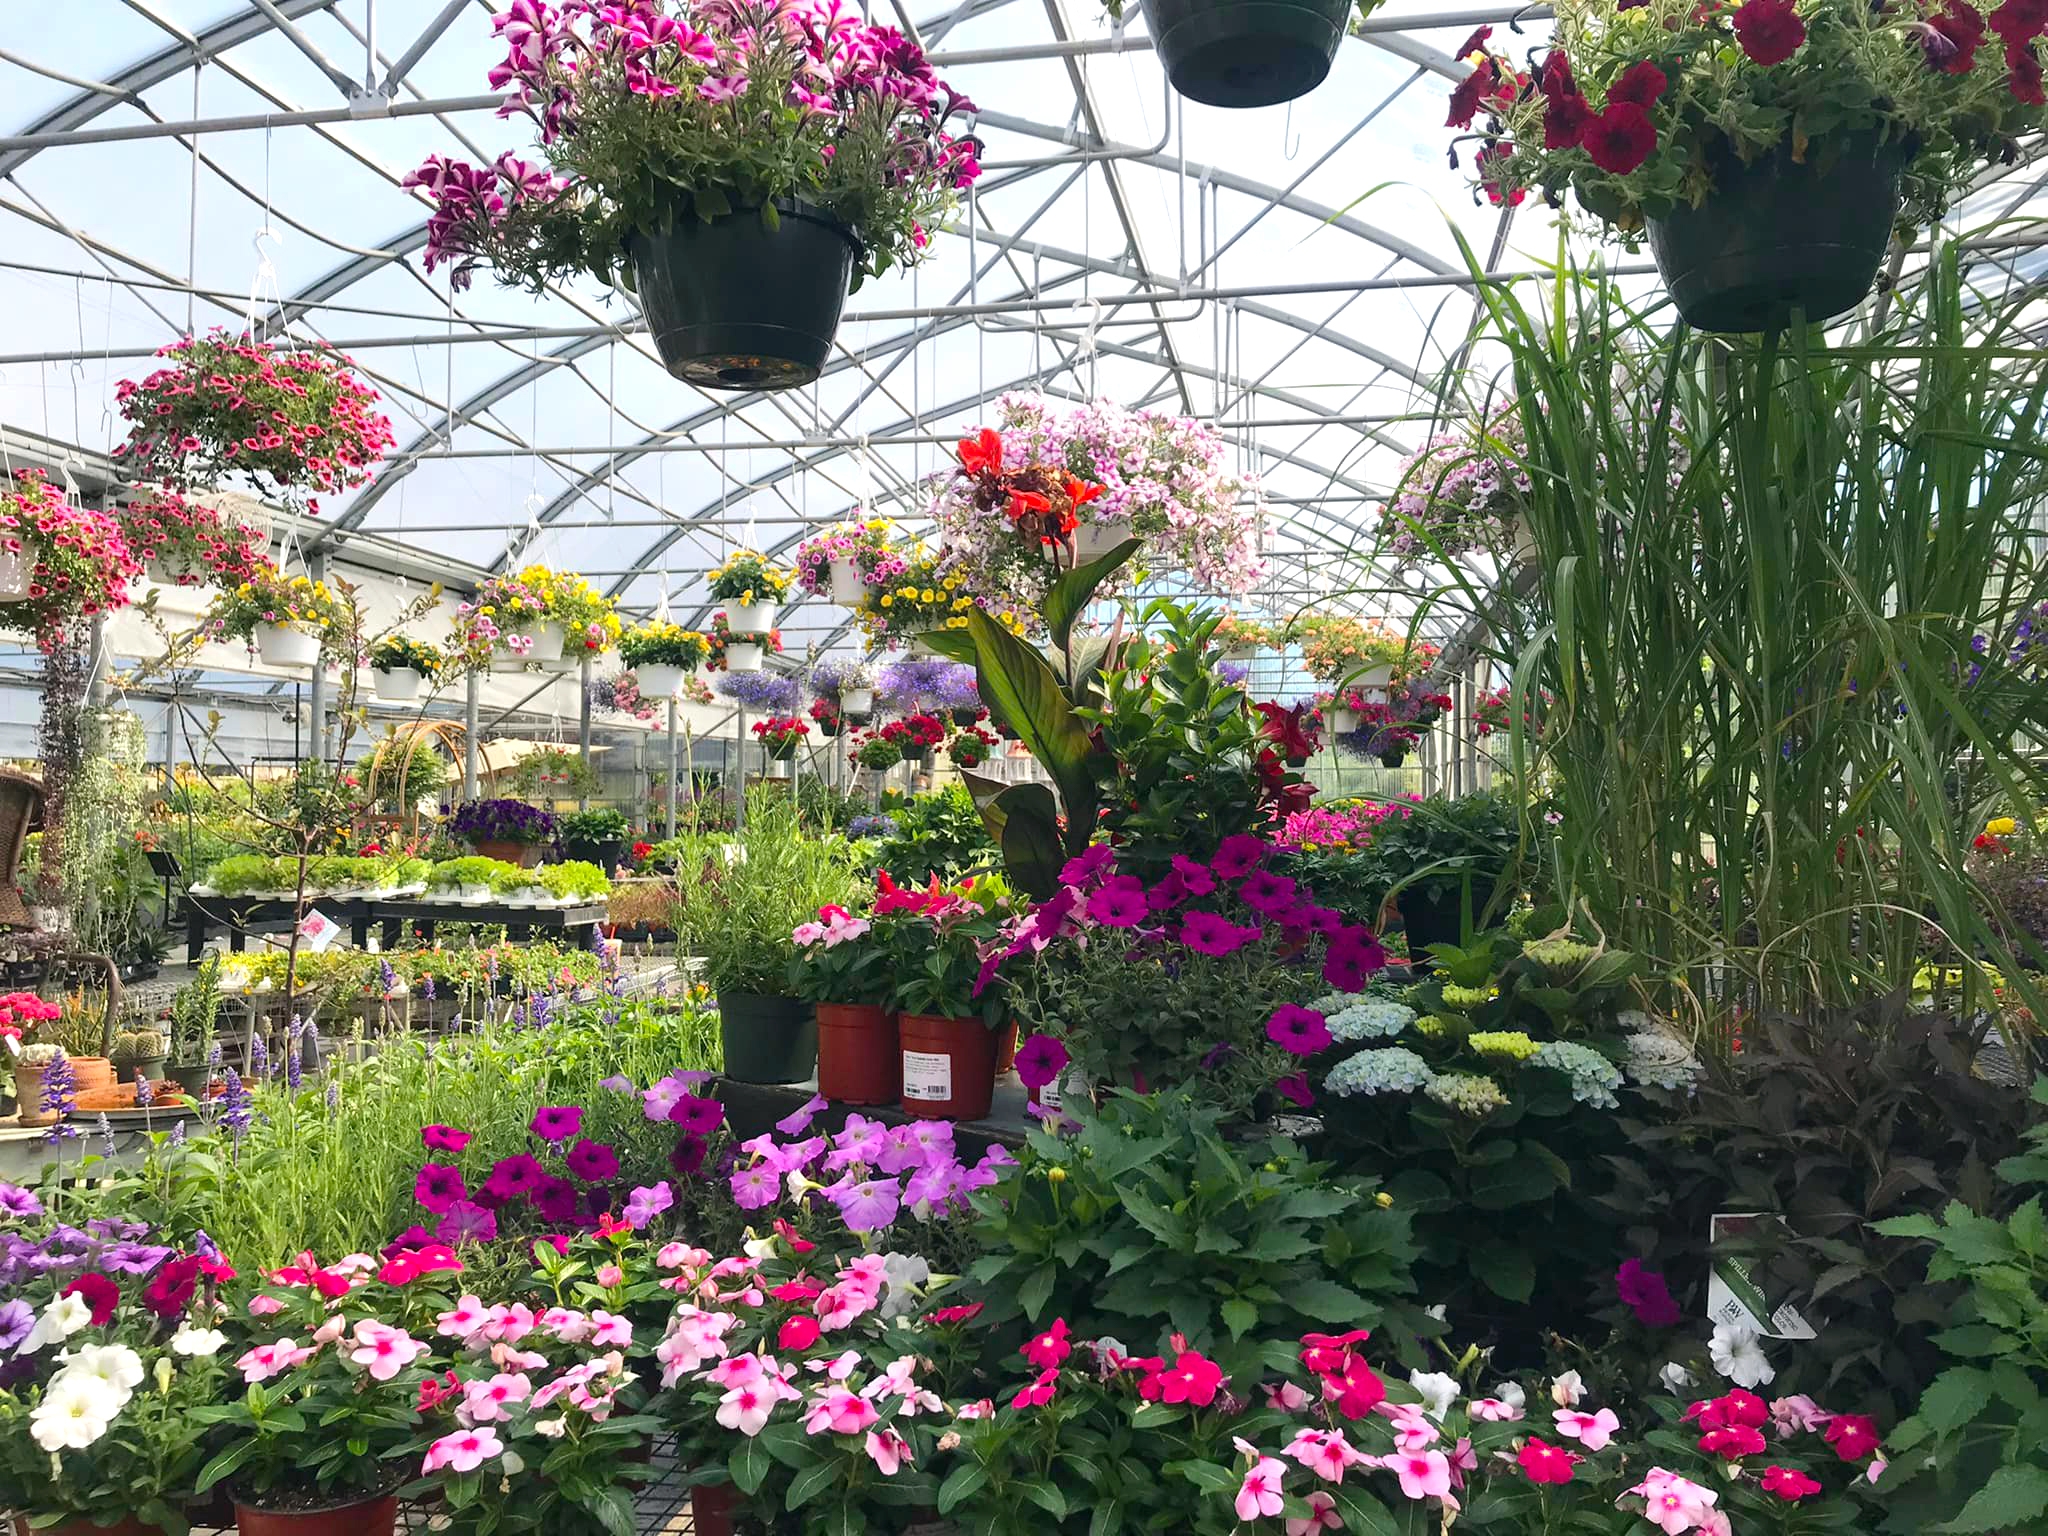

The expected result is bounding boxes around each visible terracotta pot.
[691,1485,739,1536]
[14,1518,168,1536]
[232,1492,399,1536]
[470,839,542,868]
[995,1021,1019,1076]
[67,1057,115,1093]
[12,1064,58,1125]
[898,1013,1000,1121]
[816,1004,900,1105]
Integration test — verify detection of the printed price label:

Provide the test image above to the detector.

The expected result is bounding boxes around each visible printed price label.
[902,1050,953,1103]
[298,908,343,954]
[1708,1213,1818,1339]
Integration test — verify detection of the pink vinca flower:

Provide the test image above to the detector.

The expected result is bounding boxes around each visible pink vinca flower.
[351,1321,427,1381]
[1555,1407,1620,1451]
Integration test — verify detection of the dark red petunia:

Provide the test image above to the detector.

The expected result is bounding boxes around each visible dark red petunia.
[142,1254,201,1319]
[1545,91,1595,147]
[1454,24,1495,57]
[1921,1,1987,70]
[1989,0,2048,44]
[1447,58,1499,127]
[1608,60,1670,105]
[1582,101,1659,173]
[63,1272,120,1326]
[1733,0,1806,63]
[1540,51,1578,97]
[2010,35,2047,98]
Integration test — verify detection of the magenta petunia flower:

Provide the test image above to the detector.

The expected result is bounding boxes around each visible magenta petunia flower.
[668,1095,726,1137]
[1086,878,1151,928]
[1169,854,1217,896]
[414,1162,468,1214]
[531,1105,582,1142]
[671,1133,709,1178]
[1210,833,1270,879]
[1615,1258,1684,1329]
[1145,870,1190,911]
[436,1200,497,1246]
[1181,910,1261,957]
[532,1178,579,1224]
[1266,1005,1334,1056]
[1013,1033,1069,1092]
[1238,870,1300,916]
[1275,1072,1314,1108]
[421,1124,473,1153]
[565,1138,620,1182]
[488,1153,545,1197]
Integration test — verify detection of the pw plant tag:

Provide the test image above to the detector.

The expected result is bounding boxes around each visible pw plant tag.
[1708,1212,1818,1340]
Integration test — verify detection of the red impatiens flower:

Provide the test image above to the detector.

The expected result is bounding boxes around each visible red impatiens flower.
[1582,101,1659,173]
[1760,1466,1823,1501]
[1517,1438,1579,1484]
[1733,0,1807,64]
[1608,60,1669,105]
[1921,2,1987,70]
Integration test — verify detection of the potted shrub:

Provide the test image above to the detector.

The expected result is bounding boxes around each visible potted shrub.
[109,1028,167,1087]
[884,874,1013,1119]
[751,715,809,765]
[0,470,141,647]
[113,487,269,589]
[447,799,556,868]
[1447,4,2048,331]
[674,795,858,1084]
[787,902,899,1103]
[200,564,345,670]
[112,329,394,510]
[794,519,907,606]
[948,725,997,770]
[365,634,443,704]
[617,620,709,698]
[1107,0,1372,109]
[705,551,790,637]
[851,731,904,776]
[365,737,449,817]
[557,808,630,871]
[1349,790,1531,951]
[404,2,978,388]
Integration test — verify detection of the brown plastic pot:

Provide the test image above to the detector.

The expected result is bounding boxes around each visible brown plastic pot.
[233,1493,399,1536]
[691,1484,739,1536]
[816,1004,900,1105]
[898,1013,1000,1121]
[14,1517,168,1536]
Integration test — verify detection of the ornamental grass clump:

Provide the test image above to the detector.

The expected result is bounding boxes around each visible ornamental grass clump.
[405,0,980,293]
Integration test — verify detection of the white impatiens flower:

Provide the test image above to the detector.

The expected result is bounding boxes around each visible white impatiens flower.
[23,1291,92,1353]
[1549,1370,1585,1407]
[1494,1381,1527,1412]
[30,1371,122,1452]
[1659,1361,1696,1394]
[1408,1371,1461,1421]
[877,1253,932,1321]
[171,1325,229,1358]
[1708,1320,1775,1388]
[55,1344,145,1406]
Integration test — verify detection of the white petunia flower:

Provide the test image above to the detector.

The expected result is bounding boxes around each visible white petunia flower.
[171,1325,229,1358]
[30,1371,122,1452]
[1549,1370,1585,1407]
[55,1344,145,1405]
[1708,1320,1775,1388]
[1408,1371,1460,1421]
[24,1292,92,1353]
[1659,1361,1696,1394]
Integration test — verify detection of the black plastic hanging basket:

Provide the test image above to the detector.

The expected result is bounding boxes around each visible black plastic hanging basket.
[626,201,857,391]
[1138,0,1351,109]
[1646,133,1906,335]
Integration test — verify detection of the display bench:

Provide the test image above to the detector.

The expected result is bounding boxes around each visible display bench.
[177,893,608,963]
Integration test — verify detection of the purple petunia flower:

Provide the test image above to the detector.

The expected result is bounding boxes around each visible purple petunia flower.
[668,1095,725,1137]
[730,1163,780,1210]
[532,1177,580,1224]
[1266,1004,1333,1056]
[775,1094,827,1136]
[826,1114,890,1172]
[0,1182,42,1220]
[0,1298,33,1351]
[1086,878,1150,928]
[670,1133,709,1178]
[415,1163,469,1214]
[1181,910,1260,957]
[99,1241,172,1275]
[1275,1072,1314,1108]
[623,1181,674,1229]
[531,1105,583,1142]
[1210,833,1269,879]
[877,1120,954,1175]
[1012,1033,1069,1093]
[1237,870,1299,917]
[488,1153,545,1197]
[641,1075,687,1123]
[421,1124,473,1153]
[436,1200,498,1246]
[564,1138,619,1182]
[828,1173,902,1232]
[1616,1257,1684,1329]
[598,1074,632,1092]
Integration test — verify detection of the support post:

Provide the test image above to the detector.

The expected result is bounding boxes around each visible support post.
[665,699,679,841]
[306,552,330,764]
[462,669,480,799]
[734,709,747,831]
[577,654,593,812]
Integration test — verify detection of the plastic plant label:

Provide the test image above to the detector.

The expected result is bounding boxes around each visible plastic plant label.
[297,908,343,955]
[902,1050,952,1103]
[1707,1213,1818,1340]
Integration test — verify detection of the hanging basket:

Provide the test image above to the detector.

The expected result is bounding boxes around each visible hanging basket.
[725,642,765,673]
[636,662,686,697]
[255,622,321,670]
[0,549,30,602]
[1139,0,1351,108]
[626,202,858,391]
[372,666,421,704]
[827,557,866,605]
[501,621,565,666]
[726,601,778,635]
[1329,706,1360,736]
[841,687,875,717]
[1646,133,1905,335]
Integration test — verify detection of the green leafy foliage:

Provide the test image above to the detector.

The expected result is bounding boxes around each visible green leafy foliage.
[862,784,1000,883]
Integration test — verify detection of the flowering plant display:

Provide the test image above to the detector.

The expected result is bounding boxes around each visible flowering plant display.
[456,567,621,662]
[876,655,964,711]
[405,0,980,293]
[618,620,711,671]
[708,612,785,662]
[449,797,559,848]
[705,550,792,606]
[981,835,1390,1109]
[808,696,844,736]
[113,487,268,587]
[808,658,875,700]
[852,730,905,771]
[717,669,801,713]
[855,547,982,644]
[0,469,141,651]
[112,330,395,511]
[201,563,347,648]
[1211,612,1279,653]
[752,715,810,757]
[1381,412,1533,559]
[367,634,445,680]
[785,901,892,1006]
[948,725,997,769]
[875,871,1015,1024]
[1291,615,1414,684]
[794,518,908,597]
[1448,0,2048,234]
[881,713,946,755]
[1325,680,1454,769]
[930,395,1268,620]
[0,1205,234,1534]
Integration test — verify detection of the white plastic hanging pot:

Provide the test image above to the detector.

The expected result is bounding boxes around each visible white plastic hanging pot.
[826,557,866,606]
[255,622,321,669]
[1071,522,1130,562]
[726,641,765,673]
[508,620,565,664]
[842,687,875,717]
[1329,706,1361,736]
[766,757,793,779]
[373,666,421,704]
[727,601,778,636]
[1222,646,1256,664]
[0,549,33,602]
[1509,516,1538,569]
[637,662,686,697]
[1358,663,1395,690]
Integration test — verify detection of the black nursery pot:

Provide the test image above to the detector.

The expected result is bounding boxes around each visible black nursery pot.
[1396,886,1465,955]
[563,837,627,872]
[1139,0,1351,108]
[627,202,857,390]
[1647,132,1906,335]
[718,992,818,1084]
